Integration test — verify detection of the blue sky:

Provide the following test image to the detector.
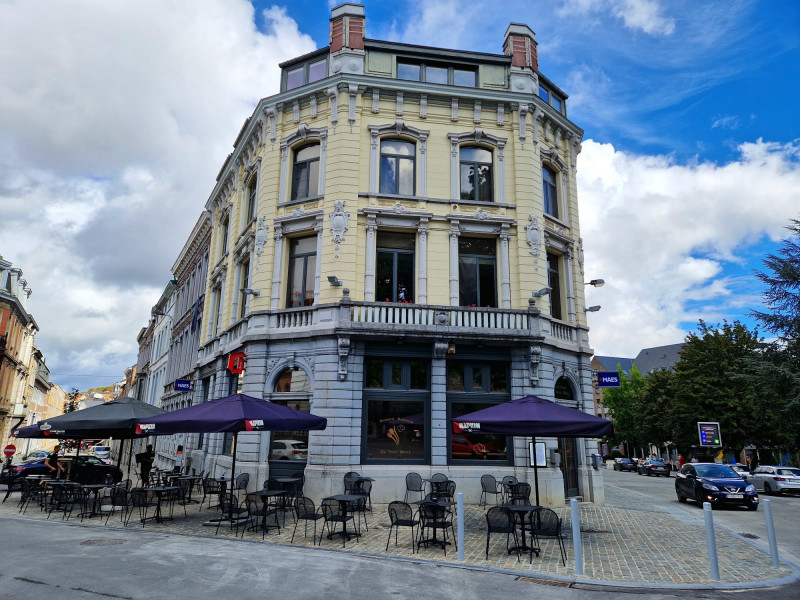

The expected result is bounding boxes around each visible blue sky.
[1,0,799,392]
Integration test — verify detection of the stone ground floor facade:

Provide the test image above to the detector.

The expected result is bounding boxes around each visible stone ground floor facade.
[168,309,605,507]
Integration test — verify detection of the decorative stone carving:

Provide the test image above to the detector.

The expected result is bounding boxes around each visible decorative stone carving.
[390,203,409,214]
[328,87,338,127]
[474,209,490,220]
[530,345,542,382]
[526,215,541,266]
[330,201,350,249]
[292,100,300,123]
[372,88,380,113]
[348,84,358,130]
[473,101,481,124]
[518,104,528,146]
[420,94,427,119]
[435,311,449,326]
[337,336,350,381]
[255,216,268,260]
[310,95,318,118]
[433,340,449,358]
[497,103,504,126]
[532,108,542,146]
[451,98,458,121]
[291,207,306,218]
[577,237,585,274]
[396,91,403,116]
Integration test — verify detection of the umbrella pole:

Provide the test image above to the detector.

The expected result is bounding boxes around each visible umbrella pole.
[229,432,238,521]
[533,436,541,507]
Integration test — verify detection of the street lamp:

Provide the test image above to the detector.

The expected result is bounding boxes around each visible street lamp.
[240,288,260,297]
[531,287,552,298]
[584,279,605,287]
[584,305,601,312]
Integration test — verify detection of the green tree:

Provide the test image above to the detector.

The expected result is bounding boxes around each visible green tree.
[670,320,761,458]
[600,365,649,455]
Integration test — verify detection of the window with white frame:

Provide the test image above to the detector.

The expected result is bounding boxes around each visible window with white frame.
[286,236,317,308]
[291,144,320,201]
[459,237,497,307]
[376,232,415,303]
[459,146,493,202]
[237,257,250,320]
[380,139,415,195]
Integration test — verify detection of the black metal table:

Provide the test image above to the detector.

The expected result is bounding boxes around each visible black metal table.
[323,494,363,541]
[251,489,288,529]
[142,486,179,523]
[502,503,541,556]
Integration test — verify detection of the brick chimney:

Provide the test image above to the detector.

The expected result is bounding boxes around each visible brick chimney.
[503,23,538,72]
[330,3,365,52]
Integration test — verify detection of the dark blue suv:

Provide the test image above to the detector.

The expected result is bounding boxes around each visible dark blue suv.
[675,463,759,510]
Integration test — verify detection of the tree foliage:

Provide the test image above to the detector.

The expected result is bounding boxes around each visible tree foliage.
[599,365,649,452]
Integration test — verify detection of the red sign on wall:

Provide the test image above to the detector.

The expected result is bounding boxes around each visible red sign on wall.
[227,352,246,374]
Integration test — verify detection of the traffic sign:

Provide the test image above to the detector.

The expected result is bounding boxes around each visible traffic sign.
[4,444,16,457]
[697,422,722,447]
[596,371,621,387]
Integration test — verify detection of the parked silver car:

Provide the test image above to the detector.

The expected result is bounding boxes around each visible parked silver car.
[748,465,800,495]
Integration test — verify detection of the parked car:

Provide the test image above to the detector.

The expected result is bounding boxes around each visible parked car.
[0,455,122,485]
[91,445,113,464]
[675,463,759,510]
[613,458,637,472]
[638,460,671,477]
[270,439,308,461]
[22,449,52,461]
[748,465,800,496]
[729,464,751,478]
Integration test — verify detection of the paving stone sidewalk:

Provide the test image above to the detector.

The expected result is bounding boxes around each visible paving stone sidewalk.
[0,483,793,587]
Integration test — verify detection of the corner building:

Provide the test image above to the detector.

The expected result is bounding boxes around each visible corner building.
[190,4,600,506]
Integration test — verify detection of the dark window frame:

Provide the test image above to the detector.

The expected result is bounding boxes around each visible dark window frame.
[397,60,477,87]
[543,165,558,219]
[547,252,563,321]
[284,57,328,91]
[376,232,415,303]
[245,173,257,223]
[238,257,250,320]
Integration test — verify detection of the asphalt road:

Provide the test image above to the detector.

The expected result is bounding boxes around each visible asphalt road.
[604,468,800,564]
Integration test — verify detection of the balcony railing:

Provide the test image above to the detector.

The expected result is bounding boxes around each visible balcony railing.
[199,298,586,363]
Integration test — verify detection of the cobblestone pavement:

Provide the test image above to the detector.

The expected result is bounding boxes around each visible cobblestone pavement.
[1,483,794,587]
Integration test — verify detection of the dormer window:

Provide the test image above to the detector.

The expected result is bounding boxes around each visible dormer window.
[397,61,476,87]
[285,58,327,91]
[538,85,564,114]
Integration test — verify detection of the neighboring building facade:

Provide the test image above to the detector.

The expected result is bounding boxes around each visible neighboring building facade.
[155,212,212,470]
[171,4,599,505]
[0,256,38,446]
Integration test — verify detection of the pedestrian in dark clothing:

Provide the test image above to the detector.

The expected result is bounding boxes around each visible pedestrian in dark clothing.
[140,444,155,486]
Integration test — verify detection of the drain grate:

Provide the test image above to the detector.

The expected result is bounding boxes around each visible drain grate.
[80,539,125,546]
[580,529,612,534]
[739,532,760,539]
[517,576,573,587]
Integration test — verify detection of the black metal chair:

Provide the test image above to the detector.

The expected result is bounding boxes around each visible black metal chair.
[343,471,360,493]
[291,496,324,543]
[101,487,131,526]
[242,495,280,540]
[404,472,424,503]
[530,508,567,566]
[116,479,132,492]
[485,506,520,561]
[417,501,456,556]
[509,482,531,506]
[127,488,156,527]
[351,479,373,511]
[200,477,221,510]
[215,493,248,536]
[18,478,45,514]
[501,475,518,503]
[386,501,420,553]
[480,474,503,507]
[234,472,250,500]
[47,485,77,520]
[320,498,355,547]
[347,487,370,533]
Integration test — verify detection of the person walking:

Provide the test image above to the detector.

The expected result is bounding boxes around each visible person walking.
[41,445,65,484]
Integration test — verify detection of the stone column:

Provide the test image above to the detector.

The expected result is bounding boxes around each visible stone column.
[499,225,511,308]
[449,223,460,305]
[270,224,284,309]
[417,219,428,304]
[364,216,377,301]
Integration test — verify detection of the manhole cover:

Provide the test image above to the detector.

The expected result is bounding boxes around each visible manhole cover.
[739,532,760,539]
[80,539,125,546]
[517,577,573,587]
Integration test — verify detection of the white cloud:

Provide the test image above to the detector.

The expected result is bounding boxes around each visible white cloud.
[560,0,675,36]
[0,0,316,390]
[712,115,740,130]
[580,138,800,356]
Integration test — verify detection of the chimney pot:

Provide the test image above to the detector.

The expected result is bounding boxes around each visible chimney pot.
[330,3,365,52]
[503,23,538,72]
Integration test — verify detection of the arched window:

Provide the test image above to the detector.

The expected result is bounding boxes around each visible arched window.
[554,376,574,400]
[291,144,320,201]
[380,139,415,195]
[459,146,493,202]
[269,368,312,462]
[543,165,558,218]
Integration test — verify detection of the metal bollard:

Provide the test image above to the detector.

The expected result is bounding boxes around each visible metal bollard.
[570,498,583,575]
[763,499,780,568]
[457,492,464,561]
[703,502,720,581]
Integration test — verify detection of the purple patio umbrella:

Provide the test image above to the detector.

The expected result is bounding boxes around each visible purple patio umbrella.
[453,395,613,505]
[136,393,327,520]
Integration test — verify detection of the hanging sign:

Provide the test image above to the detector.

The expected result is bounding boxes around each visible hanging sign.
[227,352,246,374]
